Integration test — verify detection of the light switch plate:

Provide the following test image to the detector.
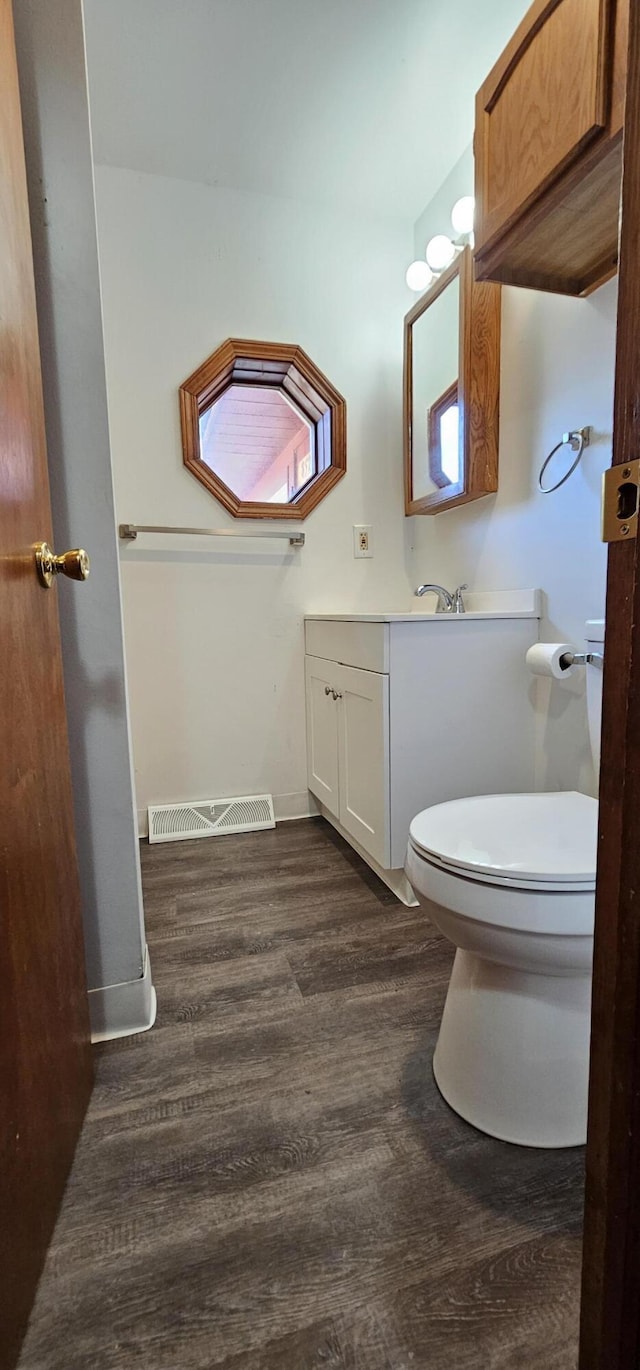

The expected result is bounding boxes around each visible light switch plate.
[353,525,373,558]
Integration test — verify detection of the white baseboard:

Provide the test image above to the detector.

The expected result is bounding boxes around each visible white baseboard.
[89,944,157,1042]
[137,790,318,837]
[273,791,319,821]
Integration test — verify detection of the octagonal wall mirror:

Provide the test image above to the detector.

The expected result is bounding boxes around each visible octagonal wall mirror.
[180,338,346,519]
[404,247,501,515]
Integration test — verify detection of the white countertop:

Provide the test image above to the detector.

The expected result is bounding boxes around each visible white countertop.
[305,611,536,621]
[305,589,541,622]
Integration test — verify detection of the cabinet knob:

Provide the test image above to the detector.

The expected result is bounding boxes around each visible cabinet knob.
[324,685,332,696]
[332,690,343,700]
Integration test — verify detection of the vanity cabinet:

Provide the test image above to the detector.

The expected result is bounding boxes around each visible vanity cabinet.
[305,655,390,866]
[304,609,540,904]
[474,0,629,297]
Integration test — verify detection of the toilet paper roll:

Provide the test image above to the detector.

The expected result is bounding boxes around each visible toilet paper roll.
[525,642,576,680]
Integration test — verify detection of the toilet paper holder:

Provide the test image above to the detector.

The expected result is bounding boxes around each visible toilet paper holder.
[559,650,604,670]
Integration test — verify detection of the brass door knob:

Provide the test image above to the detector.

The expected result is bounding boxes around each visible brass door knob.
[35,541,90,589]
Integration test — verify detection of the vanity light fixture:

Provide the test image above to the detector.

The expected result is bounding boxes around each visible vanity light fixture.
[405,260,435,292]
[425,234,457,273]
[451,195,475,236]
[404,196,475,293]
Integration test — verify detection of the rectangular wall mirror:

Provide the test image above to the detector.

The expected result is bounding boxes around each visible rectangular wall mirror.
[404,246,501,515]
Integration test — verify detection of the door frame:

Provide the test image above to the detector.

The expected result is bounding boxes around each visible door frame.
[580,3,640,1364]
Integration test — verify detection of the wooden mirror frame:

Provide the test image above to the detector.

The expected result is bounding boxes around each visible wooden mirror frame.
[404,247,501,515]
[180,338,346,520]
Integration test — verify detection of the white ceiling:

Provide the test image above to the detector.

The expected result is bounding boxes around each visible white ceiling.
[83,0,530,222]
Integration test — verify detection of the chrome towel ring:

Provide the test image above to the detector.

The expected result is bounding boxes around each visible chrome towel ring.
[538,427,592,494]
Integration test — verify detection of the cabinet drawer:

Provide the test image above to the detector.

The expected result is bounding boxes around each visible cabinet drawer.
[304,619,389,673]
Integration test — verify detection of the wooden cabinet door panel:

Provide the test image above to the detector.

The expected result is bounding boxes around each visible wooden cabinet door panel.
[475,0,615,254]
[336,664,390,868]
[305,656,340,819]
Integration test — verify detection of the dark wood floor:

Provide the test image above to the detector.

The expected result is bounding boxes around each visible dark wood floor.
[19,819,584,1369]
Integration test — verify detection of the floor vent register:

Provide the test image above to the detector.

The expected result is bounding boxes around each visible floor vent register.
[148,795,276,843]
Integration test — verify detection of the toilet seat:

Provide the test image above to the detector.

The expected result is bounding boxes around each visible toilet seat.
[409,791,598,893]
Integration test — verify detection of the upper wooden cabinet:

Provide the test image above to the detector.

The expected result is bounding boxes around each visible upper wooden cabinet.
[474,0,629,296]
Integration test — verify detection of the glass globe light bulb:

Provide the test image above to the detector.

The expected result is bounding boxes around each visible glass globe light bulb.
[405,260,434,293]
[451,195,475,236]
[425,234,456,272]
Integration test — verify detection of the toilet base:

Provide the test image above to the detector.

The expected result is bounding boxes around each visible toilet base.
[433,948,591,1147]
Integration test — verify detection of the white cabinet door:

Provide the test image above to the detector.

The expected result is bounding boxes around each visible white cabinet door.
[305,655,340,819]
[336,663,390,867]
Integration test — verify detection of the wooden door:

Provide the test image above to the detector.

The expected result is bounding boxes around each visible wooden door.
[0,2,93,1365]
[579,3,640,1365]
[336,663,390,867]
[304,655,340,819]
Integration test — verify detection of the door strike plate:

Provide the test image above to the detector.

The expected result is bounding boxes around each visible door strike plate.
[602,459,640,542]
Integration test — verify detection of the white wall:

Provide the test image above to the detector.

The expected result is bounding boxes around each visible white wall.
[93,145,617,831]
[93,165,414,825]
[14,0,151,1034]
[410,147,616,799]
[410,287,615,796]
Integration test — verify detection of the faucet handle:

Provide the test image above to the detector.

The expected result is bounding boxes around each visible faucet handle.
[453,583,468,613]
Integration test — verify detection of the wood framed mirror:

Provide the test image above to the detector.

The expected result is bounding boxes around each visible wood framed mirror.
[404,246,501,515]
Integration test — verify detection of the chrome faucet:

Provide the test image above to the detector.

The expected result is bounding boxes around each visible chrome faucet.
[415,582,468,613]
[415,583,454,612]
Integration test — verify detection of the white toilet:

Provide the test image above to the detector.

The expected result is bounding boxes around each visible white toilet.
[405,620,604,1148]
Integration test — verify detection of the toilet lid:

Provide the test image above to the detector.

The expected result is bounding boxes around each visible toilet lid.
[409,791,598,886]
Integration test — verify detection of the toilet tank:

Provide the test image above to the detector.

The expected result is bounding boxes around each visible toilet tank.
[586,619,605,775]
